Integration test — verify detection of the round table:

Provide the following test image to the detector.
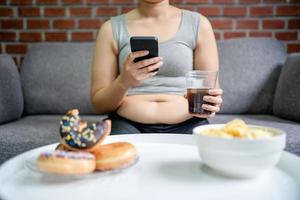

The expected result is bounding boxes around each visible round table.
[0,134,300,200]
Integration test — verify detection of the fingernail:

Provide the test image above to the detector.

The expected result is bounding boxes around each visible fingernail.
[159,57,163,60]
[144,51,149,55]
[203,96,209,101]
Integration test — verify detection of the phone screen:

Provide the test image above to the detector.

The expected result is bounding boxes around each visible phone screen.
[130,36,159,72]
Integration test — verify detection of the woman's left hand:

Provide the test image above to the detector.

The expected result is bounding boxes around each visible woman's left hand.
[192,88,223,118]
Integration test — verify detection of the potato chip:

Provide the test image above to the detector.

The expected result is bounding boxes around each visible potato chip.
[201,119,273,139]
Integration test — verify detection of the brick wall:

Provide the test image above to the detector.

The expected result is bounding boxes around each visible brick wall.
[0,0,299,67]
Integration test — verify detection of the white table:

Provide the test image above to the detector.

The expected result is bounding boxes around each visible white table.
[0,134,300,200]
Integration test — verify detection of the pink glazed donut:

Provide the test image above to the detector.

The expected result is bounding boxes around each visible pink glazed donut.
[37,150,96,175]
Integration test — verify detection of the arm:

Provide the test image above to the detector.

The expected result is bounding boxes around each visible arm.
[193,15,223,118]
[91,21,127,114]
[91,21,162,114]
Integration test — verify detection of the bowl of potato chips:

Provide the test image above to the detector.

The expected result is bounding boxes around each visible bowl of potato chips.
[193,119,286,178]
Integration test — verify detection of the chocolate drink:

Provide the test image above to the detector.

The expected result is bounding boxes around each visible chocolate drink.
[187,88,211,115]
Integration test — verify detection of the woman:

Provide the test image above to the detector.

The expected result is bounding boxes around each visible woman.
[91,0,223,134]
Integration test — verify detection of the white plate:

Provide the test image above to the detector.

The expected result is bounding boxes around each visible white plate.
[0,134,300,200]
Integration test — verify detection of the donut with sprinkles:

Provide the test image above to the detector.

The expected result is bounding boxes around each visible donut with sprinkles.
[59,109,111,152]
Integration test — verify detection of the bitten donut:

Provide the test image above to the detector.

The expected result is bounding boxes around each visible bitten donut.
[94,142,137,171]
[37,151,96,175]
[59,109,111,152]
[55,144,71,151]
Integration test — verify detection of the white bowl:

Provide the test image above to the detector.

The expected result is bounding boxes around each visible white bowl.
[193,124,286,178]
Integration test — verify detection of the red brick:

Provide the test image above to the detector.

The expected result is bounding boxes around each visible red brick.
[20,32,42,42]
[277,6,300,16]
[10,0,32,4]
[86,0,109,4]
[27,19,50,29]
[223,7,246,16]
[250,7,273,17]
[263,20,285,29]
[239,0,260,3]
[263,0,286,3]
[211,19,233,29]
[53,19,75,29]
[19,7,40,17]
[288,19,300,29]
[78,19,101,29]
[224,32,246,39]
[44,8,65,17]
[70,8,92,16]
[62,0,82,4]
[96,7,118,16]
[170,0,183,3]
[5,44,27,54]
[275,32,298,41]
[288,44,300,53]
[36,0,57,4]
[71,32,93,41]
[1,19,23,29]
[198,7,221,17]
[177,6,194,11]
[212,0,235,3]
[121,6,135,14]
[111,0,134,4]
[0,7,12,16]
[185,0,209,3]
[0,32,16,41]
[249,31,272,37]
[45,32,68,41]
[237,20,259,29]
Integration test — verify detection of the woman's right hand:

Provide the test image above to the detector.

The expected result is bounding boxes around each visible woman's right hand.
[117,50,163,90]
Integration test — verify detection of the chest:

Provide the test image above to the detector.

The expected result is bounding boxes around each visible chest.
[126,18,182,43]
[119,41,194,77]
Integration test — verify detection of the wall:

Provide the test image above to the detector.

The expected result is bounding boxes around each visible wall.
[0,0,299,67]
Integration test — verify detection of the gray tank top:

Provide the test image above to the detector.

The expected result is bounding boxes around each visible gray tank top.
[110,10,200,96]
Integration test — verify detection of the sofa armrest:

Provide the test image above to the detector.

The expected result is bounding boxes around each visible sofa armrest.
[0,54,24,125]
[274,53,300,122]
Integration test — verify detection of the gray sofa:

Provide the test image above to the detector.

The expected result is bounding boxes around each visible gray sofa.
[0,38,299,165]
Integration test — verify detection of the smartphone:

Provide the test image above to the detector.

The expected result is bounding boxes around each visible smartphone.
[130,36,159,72]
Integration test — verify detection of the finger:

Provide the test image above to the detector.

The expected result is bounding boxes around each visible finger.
[202,104,220,113]
[192,114,210,119]
[203,95,223,105]
[136,57,163,69]
[138,70,158,81]
[208,88,223,96]
[138,61,163,74]
[127,50,149,63]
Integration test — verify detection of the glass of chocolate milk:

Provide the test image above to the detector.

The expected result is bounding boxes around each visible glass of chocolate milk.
[186,71,218,115]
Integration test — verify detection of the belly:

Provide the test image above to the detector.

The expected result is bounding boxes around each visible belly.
[116,94,192,124]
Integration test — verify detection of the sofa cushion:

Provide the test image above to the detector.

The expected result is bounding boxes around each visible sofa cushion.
[217,38,287,114]
[20,43,96,115]
[274,53,300,122]
[208,114,300,156]
[0,54,24,125]
[0,115,106,164]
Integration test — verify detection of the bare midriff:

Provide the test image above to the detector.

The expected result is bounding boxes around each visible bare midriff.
[116,94,192,124]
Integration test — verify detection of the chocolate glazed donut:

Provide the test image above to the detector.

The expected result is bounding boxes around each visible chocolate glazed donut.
[59,109,111,152]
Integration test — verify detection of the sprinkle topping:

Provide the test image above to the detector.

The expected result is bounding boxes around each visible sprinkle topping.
[40,151,95,160]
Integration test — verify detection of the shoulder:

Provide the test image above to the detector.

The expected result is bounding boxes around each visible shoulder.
[197,14,214,43]
[181,10,213,36]
[96,20,117,53]
[199,14,213,33]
